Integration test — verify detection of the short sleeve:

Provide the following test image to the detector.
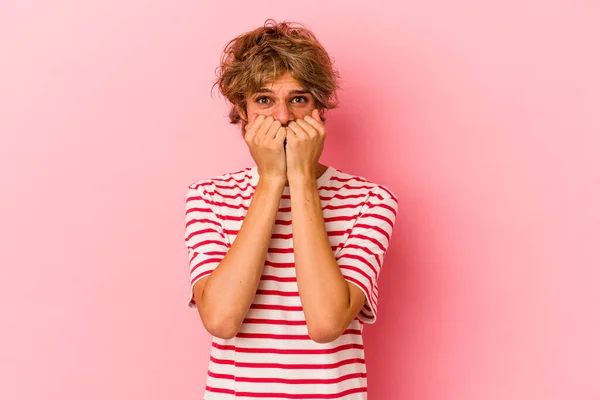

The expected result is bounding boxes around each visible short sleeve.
[184,183,230,309]
[336,186,398,324]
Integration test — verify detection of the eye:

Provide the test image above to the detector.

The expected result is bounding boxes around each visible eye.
[255,96,271,105]
[254,96,308,105]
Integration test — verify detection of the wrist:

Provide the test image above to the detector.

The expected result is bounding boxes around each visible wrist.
[257,175,287,191]
[287,174,317,188]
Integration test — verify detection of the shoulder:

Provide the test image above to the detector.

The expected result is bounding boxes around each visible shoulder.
[187,166,255,194]
[328,166,398,204]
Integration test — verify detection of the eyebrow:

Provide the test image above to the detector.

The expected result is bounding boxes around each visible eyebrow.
[253,88,311,96]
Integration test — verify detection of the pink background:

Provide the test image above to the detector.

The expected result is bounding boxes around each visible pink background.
[1,1,599,399]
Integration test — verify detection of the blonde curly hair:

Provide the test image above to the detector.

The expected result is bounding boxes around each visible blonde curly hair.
[212,19,341,132]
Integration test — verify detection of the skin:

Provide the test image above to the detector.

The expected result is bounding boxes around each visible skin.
[193,72,366,343]
[238,73,328,184]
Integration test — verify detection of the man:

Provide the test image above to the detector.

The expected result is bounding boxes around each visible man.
[185,19,398,399]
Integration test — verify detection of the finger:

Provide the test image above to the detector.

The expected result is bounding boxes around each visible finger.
[294,119,318,138]
[245,114,266,139]
[302,115,326,135]
[264,119,282,141]
[246,114,265,132]
[256,116,275,138]
[274,126,287,144]
[287,121,307,139]
[312,108,321,121]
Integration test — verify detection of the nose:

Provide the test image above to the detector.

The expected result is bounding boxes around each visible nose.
[272,102,294,126]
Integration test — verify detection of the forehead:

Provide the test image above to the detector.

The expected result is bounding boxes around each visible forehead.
[255,73,308,95]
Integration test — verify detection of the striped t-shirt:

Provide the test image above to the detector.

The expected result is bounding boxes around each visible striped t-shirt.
[184,165,398,399]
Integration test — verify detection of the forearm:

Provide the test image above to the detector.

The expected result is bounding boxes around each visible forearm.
[199,177,285,337]
[289,178,353,339]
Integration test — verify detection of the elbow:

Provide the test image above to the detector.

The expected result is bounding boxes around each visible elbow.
[199,311,240,340]
[307,322,343,344]
[193,282,240,339]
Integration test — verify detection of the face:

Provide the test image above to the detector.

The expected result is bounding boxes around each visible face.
[238,72,319,127]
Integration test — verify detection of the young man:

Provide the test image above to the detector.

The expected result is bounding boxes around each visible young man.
[185,20,398,399]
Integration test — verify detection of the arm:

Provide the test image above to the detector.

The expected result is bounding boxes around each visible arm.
[193,177,286,339]
[289,177,366,343]
[284,109,397,342]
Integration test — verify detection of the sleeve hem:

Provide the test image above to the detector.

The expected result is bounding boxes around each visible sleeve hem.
[187,273,211,309]
[345,277,377,324]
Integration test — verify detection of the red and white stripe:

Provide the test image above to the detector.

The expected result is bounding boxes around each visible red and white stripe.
[185,165,398,399]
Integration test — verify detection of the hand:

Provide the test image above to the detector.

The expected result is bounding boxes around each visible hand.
[285,109,326,182]
[243,115,287,183]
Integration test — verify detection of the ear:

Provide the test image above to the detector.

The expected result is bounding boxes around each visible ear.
[312,108,321,121]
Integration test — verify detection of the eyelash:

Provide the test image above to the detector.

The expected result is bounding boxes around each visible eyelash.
[255,96,308,105]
